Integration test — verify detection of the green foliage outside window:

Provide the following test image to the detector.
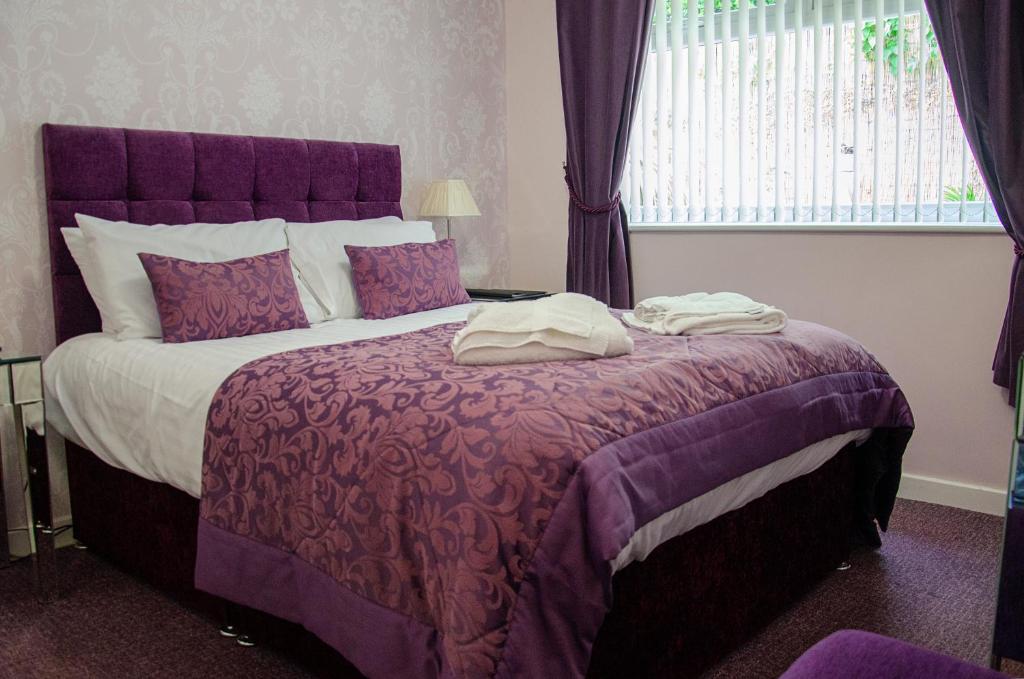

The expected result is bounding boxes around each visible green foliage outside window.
[664,0,776,21]
[861,19,940,77]
[660,0,940,78]
[943,184,981,203]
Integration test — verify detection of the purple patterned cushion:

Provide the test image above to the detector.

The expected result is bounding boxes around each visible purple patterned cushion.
[138,249,310,343]
[344,239,471,319]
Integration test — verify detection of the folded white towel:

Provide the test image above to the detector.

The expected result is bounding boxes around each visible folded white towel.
[452,292,634,365]
[625,292,787,336]
[633,296,675,322]
[634,292,764,322]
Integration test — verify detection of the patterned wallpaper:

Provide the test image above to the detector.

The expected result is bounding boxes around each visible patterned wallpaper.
[0,0,507,542]
[0,0,509,357]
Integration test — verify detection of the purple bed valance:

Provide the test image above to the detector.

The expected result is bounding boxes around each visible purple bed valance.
[41,123,403,344]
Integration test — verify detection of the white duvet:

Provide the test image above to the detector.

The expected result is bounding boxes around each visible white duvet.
[44,304,869,572]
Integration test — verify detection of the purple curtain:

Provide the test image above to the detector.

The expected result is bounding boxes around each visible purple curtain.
[925,1,1024,402]
[557,0,655,309]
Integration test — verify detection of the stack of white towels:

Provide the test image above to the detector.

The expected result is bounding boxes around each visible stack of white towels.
[452,293,634,366]
[623,292,787,336]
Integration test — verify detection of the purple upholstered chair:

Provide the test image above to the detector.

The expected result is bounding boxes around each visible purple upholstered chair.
[780,631,1010,679]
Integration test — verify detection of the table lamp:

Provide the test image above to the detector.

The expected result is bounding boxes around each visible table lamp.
[419,179,481,240]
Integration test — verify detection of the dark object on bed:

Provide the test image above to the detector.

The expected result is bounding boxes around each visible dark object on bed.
[43,123,909,677]
[781,630,1010,679]
[464,288,551,302]
[68,439,861,679]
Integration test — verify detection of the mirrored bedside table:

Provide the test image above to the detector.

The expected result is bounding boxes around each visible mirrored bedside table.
[992,353,1024,669]
[1,355,61,600]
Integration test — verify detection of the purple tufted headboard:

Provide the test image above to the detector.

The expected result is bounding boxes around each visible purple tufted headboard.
[41,123,403,345]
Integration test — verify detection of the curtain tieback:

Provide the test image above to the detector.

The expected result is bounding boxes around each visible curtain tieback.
[1015,242,1024,258]
[563,163,621,214]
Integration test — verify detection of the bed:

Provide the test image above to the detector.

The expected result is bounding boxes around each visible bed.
[41,123,914,678]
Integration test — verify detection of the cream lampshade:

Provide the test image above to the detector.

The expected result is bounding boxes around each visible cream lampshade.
[419,179,481,240]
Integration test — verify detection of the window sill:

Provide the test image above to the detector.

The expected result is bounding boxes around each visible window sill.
[629,222,1006,235]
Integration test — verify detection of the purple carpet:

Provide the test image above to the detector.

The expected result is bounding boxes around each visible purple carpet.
[0,499,1018,678]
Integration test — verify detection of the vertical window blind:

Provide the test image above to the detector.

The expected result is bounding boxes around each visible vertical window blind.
[623,0,999,227]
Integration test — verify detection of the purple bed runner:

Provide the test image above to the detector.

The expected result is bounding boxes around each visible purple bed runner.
[195,320,913,678]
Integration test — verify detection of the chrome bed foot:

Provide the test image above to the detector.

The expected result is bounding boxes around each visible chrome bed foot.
[836,561,852,571]
[220,603,256,646]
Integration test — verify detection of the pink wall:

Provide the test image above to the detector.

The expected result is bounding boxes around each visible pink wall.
[507,0,1014,510]
[0,0,509,360]
[506,0,568,295]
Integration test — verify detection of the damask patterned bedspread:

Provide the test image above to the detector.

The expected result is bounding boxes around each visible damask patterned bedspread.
[195,319,913,679]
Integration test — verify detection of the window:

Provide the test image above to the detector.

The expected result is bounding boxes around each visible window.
[624,0,999,228]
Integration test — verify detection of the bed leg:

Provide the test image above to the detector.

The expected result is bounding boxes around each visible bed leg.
[836,561,852,571]
[236,634,258,647]
[219,603,240,638]
[220,603,259,647]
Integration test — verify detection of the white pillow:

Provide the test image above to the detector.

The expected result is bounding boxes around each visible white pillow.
[73,214,326,339]
[285,218,437,319]
[65,223,327,337]
[61,228,111,330]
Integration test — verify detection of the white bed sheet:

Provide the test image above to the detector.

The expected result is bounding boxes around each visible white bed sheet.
[44,306,870,571]
[45,304,477,496]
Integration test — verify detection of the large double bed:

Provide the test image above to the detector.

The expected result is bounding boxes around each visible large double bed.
[41,123,913,678]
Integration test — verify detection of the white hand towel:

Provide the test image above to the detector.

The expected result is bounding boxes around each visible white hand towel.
[626,292,787,336]
[462,292,599,340]
[452,293,634,365]
[634,294,701,322]
[635,292,764,321]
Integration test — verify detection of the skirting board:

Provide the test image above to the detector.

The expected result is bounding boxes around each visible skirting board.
[898,473,1007,516]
